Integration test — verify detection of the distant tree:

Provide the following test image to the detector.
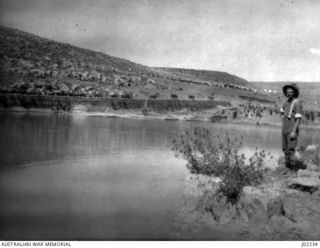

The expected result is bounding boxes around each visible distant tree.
[149,92,160,99]
[110,92,118,98]
[171,94,178,99]
[305,111,310,121]
[121,92,133,99]
[256,109,262,118]
[269,109,273,115]
[310,111,315,122]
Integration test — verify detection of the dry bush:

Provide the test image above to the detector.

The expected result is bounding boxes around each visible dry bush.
[172,127,268,204]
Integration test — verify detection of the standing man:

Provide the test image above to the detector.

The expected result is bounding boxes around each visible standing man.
[280,83,302,169]
[280,83,303,170]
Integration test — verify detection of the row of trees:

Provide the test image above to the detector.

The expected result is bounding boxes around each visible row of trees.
[0,81,134,99]
[239,102,320,122]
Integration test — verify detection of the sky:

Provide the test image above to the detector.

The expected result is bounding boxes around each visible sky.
[0,0,320,82]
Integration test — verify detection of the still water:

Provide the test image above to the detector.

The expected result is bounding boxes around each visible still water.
[0,112,319,240]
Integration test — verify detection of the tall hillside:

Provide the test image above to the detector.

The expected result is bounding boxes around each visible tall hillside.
[0,25,157,81]
[157,68,248,86]
[0,25,258,100]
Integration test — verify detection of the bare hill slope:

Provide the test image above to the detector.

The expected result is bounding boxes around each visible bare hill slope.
[1,25,254,100]
[157,67,248,86]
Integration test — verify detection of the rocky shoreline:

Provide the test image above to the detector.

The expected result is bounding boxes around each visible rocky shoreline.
[1,93,320,129]
[2,104,320,131]
[172,149,320,240]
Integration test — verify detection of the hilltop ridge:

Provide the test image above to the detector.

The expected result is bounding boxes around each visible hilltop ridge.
[157,67,248,86]
[0,25,254,100]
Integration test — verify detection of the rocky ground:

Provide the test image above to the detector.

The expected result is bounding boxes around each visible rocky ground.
[172,145,320,240]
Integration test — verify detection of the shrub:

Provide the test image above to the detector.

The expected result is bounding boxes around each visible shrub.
[172,127,268,204]
[142,107,149,116]
[305,145,320,166]
[232,110,238,119]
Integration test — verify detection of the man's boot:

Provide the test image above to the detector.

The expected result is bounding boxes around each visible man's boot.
[290,153,296,171]
[284,153,291,169]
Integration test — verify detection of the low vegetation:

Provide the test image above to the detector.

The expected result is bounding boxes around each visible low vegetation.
[172,127,269,204]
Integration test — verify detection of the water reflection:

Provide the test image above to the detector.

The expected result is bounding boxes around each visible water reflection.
[1,113,319,168]
[0,112,319,240]
[0,151,186,240]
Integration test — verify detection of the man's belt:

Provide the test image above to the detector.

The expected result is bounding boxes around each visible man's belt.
[284,116,293,120]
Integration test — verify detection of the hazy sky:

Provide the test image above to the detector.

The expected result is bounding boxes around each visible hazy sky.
[1,0,320,81]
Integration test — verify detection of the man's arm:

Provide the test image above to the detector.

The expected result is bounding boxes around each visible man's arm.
[289,100,303,140]
[289,118,301,140]
[279,102,285,119]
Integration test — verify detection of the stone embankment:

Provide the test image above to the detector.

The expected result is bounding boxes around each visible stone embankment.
[172,145,320,240]
[1,94,319,128]
[0,94,231,113]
